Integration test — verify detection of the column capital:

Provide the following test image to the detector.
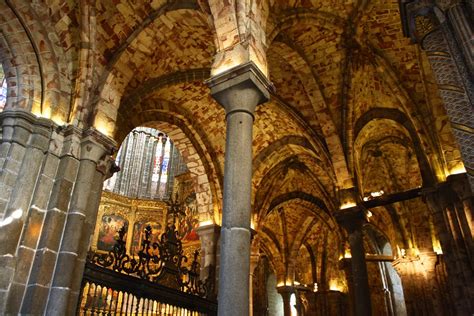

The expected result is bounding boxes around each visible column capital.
[399,0,440,43]
[205,61,272,116]
[335,205,368,233]
[277,285,295,295]
[196,223,221,239]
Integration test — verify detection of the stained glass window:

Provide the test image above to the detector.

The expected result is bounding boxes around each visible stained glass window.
[0,64,6,111]
[104,127,187,200]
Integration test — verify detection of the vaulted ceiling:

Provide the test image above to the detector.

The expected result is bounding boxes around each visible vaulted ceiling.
[0,0,462,284]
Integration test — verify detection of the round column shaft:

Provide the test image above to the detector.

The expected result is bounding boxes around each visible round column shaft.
[336,207,372,316]
[206,62,270,316]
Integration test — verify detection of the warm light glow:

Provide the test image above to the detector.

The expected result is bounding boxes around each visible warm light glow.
[277,282,286,287]
[329,279,341,291]
[340,201,356,210]
[448,163,466,176]
[94,117,113,137]
[211,53,247,77]
[400,248,406,258]
[370,190,384,197]
[344,249,352,258]
[313,283,318,292]
[32,107,52,120]
[363,190,384,201]
[433,244,443,255]
[51,115,66,126]
[199,220,213,227]
[293,281,300,286]
[250,220,255,230]
[366,210,373,218]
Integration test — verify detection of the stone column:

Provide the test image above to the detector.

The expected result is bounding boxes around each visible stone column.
[0,110,116,315]
[392,251,449,315]
[249,248,260,316]
[424,175,474,314]
[46,129,116,315]
[400,2,474,189]
[441,1,474,75]
[0,110,55,312]
[336,207,372,316]
[277,286,293,316]
[206,62,270,316]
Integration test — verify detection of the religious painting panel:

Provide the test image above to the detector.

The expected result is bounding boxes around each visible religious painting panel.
[131,220,163,254]
[97,214,129,251]
[177,192,200,243]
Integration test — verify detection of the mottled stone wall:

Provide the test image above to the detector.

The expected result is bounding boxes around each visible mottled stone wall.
[0,109,115,315]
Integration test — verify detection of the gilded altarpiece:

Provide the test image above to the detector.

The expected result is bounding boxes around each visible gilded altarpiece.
[92,184,202,266]
[91,191,168,255]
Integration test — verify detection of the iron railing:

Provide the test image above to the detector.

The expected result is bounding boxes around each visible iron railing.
[78,263,217,315]
[78,218,216,315]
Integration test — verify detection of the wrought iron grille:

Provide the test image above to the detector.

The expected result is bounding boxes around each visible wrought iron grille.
[87,223,213,298]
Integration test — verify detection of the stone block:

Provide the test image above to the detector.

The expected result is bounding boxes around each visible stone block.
[13,246,34,284]
[31,175,54,210]
[12,125,32,146]
[51,252,77,287]
[37,209,66,251]
[7,143,26,164]
[21,207,45,249]
[20,284,49,313]
[27,249,57,287]
[0,256,15,290]
[60,212,85,252]
[47,179,73,211]
[46,287,70,315]
[55,156,79,182]
[5,282,25,314]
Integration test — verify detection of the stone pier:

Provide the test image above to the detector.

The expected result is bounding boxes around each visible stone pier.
[0,109,116,314]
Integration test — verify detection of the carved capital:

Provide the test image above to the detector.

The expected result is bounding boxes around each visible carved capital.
[335,205,368,234]
[205,61,271,117]
[400,0,440,43]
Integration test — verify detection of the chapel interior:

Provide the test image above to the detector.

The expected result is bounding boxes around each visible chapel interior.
[0,0,473,315]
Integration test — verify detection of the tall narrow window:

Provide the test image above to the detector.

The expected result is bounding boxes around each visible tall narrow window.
[104,127,187,200]
[0,64,6,111]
